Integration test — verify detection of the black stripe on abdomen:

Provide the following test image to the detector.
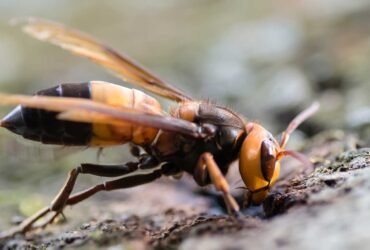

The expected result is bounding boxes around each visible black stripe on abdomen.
[20,82,92,145]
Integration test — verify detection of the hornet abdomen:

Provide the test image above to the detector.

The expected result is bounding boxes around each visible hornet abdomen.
[1,81,162,146]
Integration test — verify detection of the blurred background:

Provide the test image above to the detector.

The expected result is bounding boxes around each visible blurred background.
[0,0,370,230]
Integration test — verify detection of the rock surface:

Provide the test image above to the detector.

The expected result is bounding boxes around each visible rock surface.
[0,131,369,249]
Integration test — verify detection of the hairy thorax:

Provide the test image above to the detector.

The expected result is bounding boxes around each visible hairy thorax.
[149,102,247,179]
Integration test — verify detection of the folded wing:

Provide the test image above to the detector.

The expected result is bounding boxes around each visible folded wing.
[0,93,203,138]
[15,17,192,102]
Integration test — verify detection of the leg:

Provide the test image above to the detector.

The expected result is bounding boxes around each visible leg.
[79,162,139,177]
[1,169,163,239]
[51,156,158,214]
[51,162,140,211]
[0,161,152,239]
[52,156,158,211]
[197,152,240,216]
[67,169,162,205]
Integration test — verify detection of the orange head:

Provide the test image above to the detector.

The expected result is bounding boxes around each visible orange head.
[238,102,319,205]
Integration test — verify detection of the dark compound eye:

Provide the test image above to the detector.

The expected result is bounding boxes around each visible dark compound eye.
[217,127,241,148]
[260,139,276,182]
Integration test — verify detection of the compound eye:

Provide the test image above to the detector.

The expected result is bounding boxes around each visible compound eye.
[217,127,243,149]
[260,139,277,182]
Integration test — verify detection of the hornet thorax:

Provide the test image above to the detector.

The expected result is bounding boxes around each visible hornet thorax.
[149,101,247,180]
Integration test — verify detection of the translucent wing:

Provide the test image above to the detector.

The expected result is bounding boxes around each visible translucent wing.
[0,93,204,138]
[14,17,192,102]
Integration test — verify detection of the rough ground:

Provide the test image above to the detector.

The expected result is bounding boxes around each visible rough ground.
[1,130,370,250]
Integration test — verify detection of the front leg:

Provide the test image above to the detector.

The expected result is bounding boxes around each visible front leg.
[196,152,240,216]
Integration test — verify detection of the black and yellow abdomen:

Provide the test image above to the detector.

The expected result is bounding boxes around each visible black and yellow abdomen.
[88,81,162,146]
[1,81,162,146]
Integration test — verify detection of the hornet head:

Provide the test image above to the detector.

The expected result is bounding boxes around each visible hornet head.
[238,102,319,205]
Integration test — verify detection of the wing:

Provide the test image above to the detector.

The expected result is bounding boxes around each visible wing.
[0,93,204,138]
[14,17,192,102]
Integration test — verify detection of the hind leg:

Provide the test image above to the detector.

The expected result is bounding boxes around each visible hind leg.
[0,159,159,239]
